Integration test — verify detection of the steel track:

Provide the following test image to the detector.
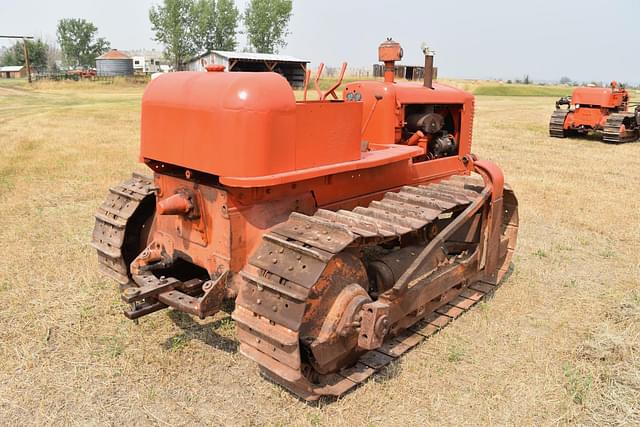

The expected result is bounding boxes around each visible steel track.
[234,175,518,400]
[90,174,156,286]
[602,112,639,143]
[549,110,569,138]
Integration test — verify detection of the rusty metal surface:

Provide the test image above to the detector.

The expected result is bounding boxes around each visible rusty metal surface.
[314,209,380,237]
[339,362,375,383]
[240,270,308,302]
[549,110,570,138]
[359,350,394,369]
[91,174,156,285]
[369,199,440,222]
[603,112,639,143]
[157,190,194,216]
[236,277,306,331]
[124,269,228,320]
[234,173,520,400]
[358,301,390,350]
[384,190,457,211]
[91,37,524,404]
[249,233,331,288]
[270,212,356,254]
[121,276,179,303]
[436,304,465,319]
[95,169,518,401]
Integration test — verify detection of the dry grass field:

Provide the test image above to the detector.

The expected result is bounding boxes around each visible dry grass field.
[0,78,638,426]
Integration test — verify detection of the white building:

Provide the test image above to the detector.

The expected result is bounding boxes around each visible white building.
[127,50,169,74]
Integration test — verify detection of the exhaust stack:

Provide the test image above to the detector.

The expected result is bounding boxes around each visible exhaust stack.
[422,46,434,89]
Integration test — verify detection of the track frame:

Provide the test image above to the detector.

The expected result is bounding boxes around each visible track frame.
[234,161,518,400]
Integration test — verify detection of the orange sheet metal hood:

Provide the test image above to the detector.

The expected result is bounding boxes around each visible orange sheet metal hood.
[140,71,364,179]
[394,82,474,104]
[141,71,298,177]
[571,87,623,108]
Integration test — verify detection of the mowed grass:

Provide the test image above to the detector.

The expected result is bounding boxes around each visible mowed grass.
[473,84,571,97]
[0,79,639,425]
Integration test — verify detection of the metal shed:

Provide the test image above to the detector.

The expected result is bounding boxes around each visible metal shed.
[185,51,310,89]
[96,49,134,77]
[0,65,27,79]
[373,63,438,81]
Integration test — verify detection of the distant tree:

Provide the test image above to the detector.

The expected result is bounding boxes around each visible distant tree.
[523,74,530,85]
[56,18,110,68]
[559,76,571,84]
[0,39,49,70]
[244,0,292,53]
[1,43,20,66]
[46,42,62,72]
[150,0,197,70]
[213,0,239,51]
[193,0,215,52]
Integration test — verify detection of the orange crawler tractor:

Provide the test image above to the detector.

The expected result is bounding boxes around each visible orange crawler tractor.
[549,82,640,143]
[92,39,518,400]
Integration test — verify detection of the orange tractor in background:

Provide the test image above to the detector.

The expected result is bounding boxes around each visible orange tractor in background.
[549,81,640,143]
[92,39,519,400]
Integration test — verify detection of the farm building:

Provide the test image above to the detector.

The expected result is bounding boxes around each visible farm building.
[185,51,309,89]
[372,63,438,81]
[0,65,27,79]
[96,49,134,77]
[127,49,171,73]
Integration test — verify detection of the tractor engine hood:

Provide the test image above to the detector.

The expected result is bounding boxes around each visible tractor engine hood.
[140,71,362,179]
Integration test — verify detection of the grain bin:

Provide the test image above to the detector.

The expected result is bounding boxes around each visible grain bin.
[96,49,134,76]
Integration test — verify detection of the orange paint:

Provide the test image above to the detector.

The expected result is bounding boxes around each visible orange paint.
[562,83,630,131]
[137,41,483,288]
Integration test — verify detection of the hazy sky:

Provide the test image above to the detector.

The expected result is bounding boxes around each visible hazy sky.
[1,0,638,84]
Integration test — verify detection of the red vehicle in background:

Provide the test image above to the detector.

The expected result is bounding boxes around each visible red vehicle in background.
[66,68,97,79]
[549,81,639,143]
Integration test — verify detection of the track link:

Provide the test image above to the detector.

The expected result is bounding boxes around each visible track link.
[234,175,518,400]
[602,112,639,143]
[549,110,569,138]
[90,174,156,286]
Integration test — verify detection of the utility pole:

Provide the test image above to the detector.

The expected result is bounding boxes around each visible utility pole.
[0,35,35,83]
[21,38,32,83]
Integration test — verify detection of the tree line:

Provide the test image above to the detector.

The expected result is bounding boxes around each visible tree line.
[0,0,292,71]
[150,0,293,70]
[0,18,111,71]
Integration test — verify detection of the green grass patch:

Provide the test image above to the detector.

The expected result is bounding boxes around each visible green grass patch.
[168,334,189,351]
[534,249,548,258]
[306,411,323,426]
[474,84,570,97]
[598,248,616,259]
[94,335,126,358]
[562,362,593,405]
[447,345,466,363]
